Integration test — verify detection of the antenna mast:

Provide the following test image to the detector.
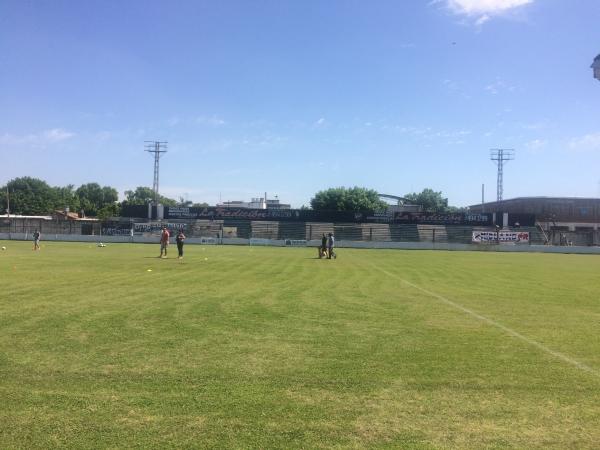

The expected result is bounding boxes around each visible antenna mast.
[145,141,168,204]
[490,149,514,202]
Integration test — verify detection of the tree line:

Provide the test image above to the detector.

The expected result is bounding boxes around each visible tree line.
[1,177,463,218]
[310,187,465,213]
[0,177,185,219]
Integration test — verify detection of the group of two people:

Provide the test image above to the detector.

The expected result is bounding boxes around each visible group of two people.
[32,230,41,250]
[319,233,336,259]
[159,226,186,259]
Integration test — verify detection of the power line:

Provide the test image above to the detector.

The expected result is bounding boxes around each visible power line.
[490,149,514,202]
[144,141,168,204]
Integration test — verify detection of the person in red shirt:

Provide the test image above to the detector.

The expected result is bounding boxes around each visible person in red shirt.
[159,226,170,258]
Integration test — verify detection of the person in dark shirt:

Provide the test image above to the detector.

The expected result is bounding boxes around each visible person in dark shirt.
[320,233,328,258]
[33,230,41,251]
[176,230,186,259]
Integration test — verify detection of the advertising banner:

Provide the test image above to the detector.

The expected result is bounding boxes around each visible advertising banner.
[395,212,493,226]
[101,223,132,236]
[472,231,530,244]
[120,206,500,226]
[134,222,186,233]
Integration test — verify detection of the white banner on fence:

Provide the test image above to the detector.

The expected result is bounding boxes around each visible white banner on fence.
[472,231,529,244]
[200,237,218,245]
[134,222,186,233]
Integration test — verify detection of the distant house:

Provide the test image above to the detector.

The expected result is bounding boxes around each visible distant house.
[218,195,290,209]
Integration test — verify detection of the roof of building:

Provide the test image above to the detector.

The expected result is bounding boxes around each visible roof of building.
[0,214,53,220]
[470,196,600,207]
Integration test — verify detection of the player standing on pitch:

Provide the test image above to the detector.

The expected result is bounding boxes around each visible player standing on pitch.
[327,232,336,259]
[176,229,186,259]
[159,226,170,258]
[33,230,41,251]
[320,233,328,258]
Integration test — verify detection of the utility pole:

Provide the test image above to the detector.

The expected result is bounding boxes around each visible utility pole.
[490,149,514,202]
[481,184,485,213]
[6,187,11,240]
[145,141,168,204]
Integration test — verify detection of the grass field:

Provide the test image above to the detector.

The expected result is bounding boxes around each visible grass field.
[1,240,600,449]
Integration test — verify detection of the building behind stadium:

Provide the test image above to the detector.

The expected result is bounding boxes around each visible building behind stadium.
[469,197,600,232]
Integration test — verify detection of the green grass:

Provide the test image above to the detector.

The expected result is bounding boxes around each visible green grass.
[1,240,600,449]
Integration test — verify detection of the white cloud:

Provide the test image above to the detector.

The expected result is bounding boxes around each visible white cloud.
[44,128,75,142]
[442,79,471,99]
[443,79,459,91]
[314,117,326,127]
[167,117,180,127]
[475,14,490,26]
[196,115,226,127]
[0,128,75,147]
[440,0,534,25]
[447,0,533,15]
[485,78,516,95]
[390,124,470,144]
[95,131,112,141]
[569,132,600,152]
[521,121,547,130]
[525,139,547,153]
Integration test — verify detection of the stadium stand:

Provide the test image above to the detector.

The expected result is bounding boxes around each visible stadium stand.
[223,219,251,239]
[333,224,364,241]
[389,224,420,242]
[251,221,279,240]
[306,223,334,241]
[277,222,307,240]
[5,208,598,249]
[445,226,473,244]
[190,220,222,238]
[418,225,447,243]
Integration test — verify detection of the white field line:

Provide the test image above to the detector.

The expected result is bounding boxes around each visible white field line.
[376,267,600,378]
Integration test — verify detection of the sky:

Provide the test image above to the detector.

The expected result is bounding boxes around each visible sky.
[1,0,600,208]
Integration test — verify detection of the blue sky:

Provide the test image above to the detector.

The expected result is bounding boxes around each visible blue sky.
[1,0,600,207]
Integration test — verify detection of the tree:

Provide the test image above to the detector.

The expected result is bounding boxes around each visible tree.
[55,184,81,214]
[1,178,122,217]
[404,188,449,213]
[123,186,154,205]
[178,197,193,207]
[310,187,387,212]
[1,177,59,215]
[122,186,177,206]
[97,203,121,220]
[76,183,119,216]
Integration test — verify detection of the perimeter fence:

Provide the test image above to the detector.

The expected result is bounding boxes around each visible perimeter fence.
[0,216,592,247]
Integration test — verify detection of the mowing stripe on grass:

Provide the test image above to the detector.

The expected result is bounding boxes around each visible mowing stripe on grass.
[374,265,600,378]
